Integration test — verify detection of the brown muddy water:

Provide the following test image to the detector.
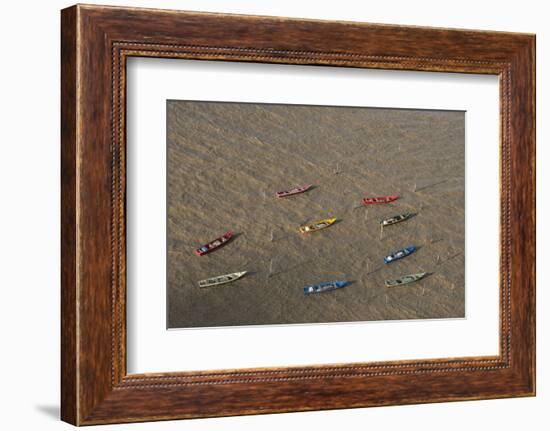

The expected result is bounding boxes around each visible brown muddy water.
[166,100,465,328]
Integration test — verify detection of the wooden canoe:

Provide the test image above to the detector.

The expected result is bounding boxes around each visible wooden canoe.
[363,195,399,205]
[199,271,247,288]
[384,245,417,264]
[299,217,336,233]
[194,231,233,256]
[276,184,312,198]
[380,212,413,227]
[385,272,427,287]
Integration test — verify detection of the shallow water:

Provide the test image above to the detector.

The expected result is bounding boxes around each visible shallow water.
[166,101,465,328]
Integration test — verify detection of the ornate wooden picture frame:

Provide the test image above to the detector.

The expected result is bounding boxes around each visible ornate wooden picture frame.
[61,4,535,425]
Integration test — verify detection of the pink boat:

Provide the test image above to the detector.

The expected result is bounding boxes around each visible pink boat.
[194,232,233,256]
[276,184,312,198]
[362,195,399,205]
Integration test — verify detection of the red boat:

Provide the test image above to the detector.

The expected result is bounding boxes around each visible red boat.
[194,232,233,256]
[362,195,399,205]
[276,184,312,198]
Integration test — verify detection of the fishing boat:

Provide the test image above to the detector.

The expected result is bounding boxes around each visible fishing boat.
[304,280,349,295]
[385,272,427,287]
[276,184,312,198]
[380,212,413,227]
[363,195,399,205]
[199,271,247,288]
[384,245,417,264]
[194,231,233,256]
[299,217,336,234]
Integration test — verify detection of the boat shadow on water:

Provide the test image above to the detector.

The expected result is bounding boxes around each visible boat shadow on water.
[417,271,435,281]
[415,271,435,282]
[231,232,243,239]
[267,258,314,279]
[362,265,384,278]
[227,231,243,245]
[414,178,450,192]
[413,244,424,253]
[435,252,463,266]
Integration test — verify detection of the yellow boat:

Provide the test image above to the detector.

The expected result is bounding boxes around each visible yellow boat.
[299,217,337,233]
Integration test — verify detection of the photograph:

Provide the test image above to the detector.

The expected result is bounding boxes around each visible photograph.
[167,100,466,328]
[30,1,535,426]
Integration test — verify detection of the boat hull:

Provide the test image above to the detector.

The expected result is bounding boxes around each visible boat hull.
[304,280,349,295]
[363,195,399,205]
[276,184,312,198]
[384,245,417,264]
[385,272,427,287]
[380,212,413,227]
[199,271,247,288]
[195,232,233,256]
[299,217,336,233]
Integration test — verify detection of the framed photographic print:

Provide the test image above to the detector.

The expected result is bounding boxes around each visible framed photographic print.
[61,4,535,425]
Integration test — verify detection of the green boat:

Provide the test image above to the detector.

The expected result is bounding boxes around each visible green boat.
[380,212,413,227]
[385,272,427,287]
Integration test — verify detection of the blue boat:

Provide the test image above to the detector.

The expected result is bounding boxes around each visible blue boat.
[304,280,349,295]
[384,245,417,264]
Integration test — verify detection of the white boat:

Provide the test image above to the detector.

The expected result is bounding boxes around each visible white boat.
[385,272,427,287]
[198,271,247,288]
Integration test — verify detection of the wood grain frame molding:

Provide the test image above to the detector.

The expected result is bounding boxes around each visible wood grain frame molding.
[61,4,535,425]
